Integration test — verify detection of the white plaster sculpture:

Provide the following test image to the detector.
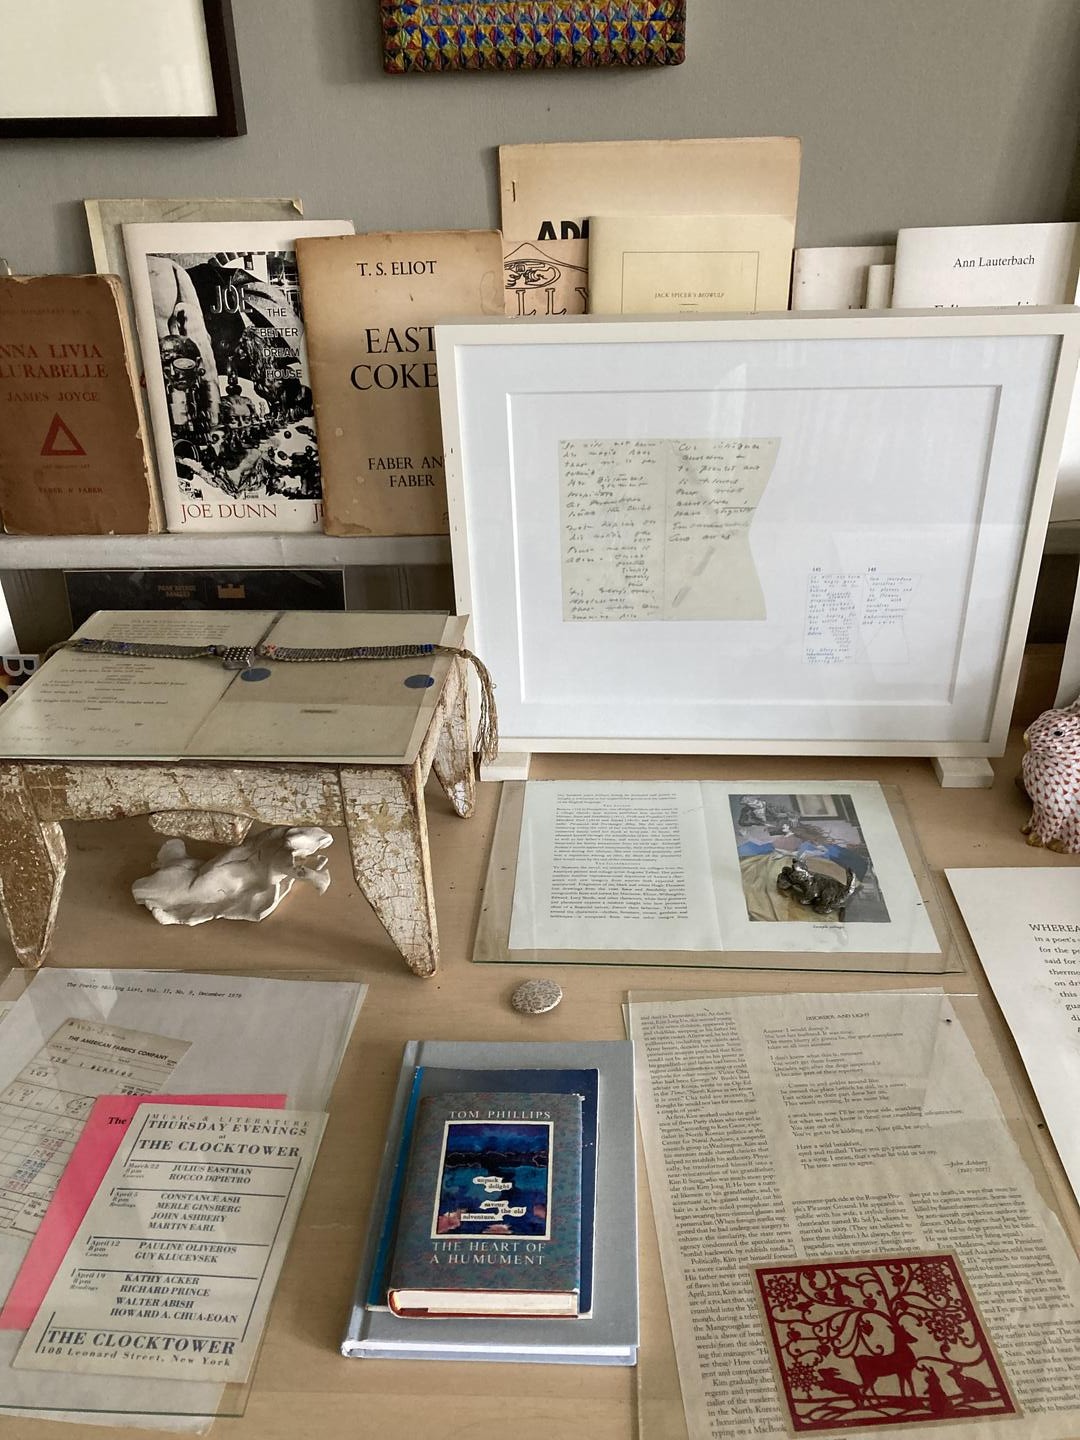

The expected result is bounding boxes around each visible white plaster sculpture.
[132,826,333,926]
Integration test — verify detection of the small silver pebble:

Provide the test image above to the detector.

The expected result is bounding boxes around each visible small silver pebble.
[511,978,563,1015]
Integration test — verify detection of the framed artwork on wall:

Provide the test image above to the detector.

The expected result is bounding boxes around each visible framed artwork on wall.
[0,0,245,138]
[437,309,1080,782]
[380,1,686,72]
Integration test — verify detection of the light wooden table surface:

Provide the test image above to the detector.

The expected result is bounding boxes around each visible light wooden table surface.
[1,654,1077,1440]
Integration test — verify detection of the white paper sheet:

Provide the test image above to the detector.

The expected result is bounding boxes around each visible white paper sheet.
[804,567,918,665]
[510,780,939,955]
[0,969,364,1427]
[947,868,1080,1210]
[631,992,1080,1440]
[0,611,272,759]
[15,1104,325,1384]
[0,1020,188,1237]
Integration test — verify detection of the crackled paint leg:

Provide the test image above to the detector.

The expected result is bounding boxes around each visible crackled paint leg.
[339,763,438,977]
[0,765,68,968]
[431,660,476,820]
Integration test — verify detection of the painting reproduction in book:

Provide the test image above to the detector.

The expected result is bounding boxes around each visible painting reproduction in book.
[123,221,353,532]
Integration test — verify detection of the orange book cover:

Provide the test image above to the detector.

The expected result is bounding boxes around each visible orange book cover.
[0,274,160,534]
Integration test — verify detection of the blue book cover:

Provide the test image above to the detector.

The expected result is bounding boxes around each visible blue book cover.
[367,1065,598,1315]
[388,1091,582,1317]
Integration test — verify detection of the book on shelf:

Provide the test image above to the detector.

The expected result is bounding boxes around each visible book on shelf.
[123,219,354,534]
[499,137,801,316]
[0,654,38,705]
[891,221,1080,308]
[790,244,895,310]
[865,261,894,308]
[587,213,794,314]
[387,1090,583,1318]
[63,567,346,630]
[0,274,161,535]
[84,197,304,380]
[342,1038,636,1364]
[295,229,504,538]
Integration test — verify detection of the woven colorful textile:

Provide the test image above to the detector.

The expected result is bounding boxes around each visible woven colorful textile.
[380,2,686,71]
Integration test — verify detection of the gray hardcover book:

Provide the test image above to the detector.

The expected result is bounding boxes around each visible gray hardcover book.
[341,1038,637,1364]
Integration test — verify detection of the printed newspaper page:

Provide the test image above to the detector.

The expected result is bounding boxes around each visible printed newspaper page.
[630,992,1080,1439]
[14,1105,325,1384]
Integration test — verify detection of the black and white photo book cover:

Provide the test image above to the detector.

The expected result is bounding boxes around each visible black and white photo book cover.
[123,220,353,532]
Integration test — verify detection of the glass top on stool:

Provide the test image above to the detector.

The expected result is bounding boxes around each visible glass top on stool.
[0,610,467,765]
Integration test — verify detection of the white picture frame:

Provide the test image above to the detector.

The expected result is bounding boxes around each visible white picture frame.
[437,310,1080,782]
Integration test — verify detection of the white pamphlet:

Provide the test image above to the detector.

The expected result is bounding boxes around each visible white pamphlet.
[790,244,895,310]
[948,866,1080,1207]
[892,221,1079,308]
[865,260,894,307]
[14,1105,325,1384]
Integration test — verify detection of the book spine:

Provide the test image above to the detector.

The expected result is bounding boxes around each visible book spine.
[367,1065,425,1307]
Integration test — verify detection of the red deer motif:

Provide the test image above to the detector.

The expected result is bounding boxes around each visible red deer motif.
[852,1322,919,1398]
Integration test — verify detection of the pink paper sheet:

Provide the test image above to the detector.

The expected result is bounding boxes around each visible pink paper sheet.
[0,1091,285,1330]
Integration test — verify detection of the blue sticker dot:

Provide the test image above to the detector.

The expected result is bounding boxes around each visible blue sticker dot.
[404,673,435,689]
[240,667,271,682]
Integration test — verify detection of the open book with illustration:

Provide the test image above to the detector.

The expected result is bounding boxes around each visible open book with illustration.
[508,779,940,958]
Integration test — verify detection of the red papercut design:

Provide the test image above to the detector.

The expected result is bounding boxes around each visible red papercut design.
[754,1254,1016,1432]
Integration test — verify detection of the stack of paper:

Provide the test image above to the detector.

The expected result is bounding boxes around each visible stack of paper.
[0,968,364,1428]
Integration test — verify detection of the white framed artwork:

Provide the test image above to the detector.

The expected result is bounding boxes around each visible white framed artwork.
[437,310,1080,782]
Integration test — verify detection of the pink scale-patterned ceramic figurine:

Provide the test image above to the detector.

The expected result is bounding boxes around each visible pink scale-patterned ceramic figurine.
[1021,700,1080,852]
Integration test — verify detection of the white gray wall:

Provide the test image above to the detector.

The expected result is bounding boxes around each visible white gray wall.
[2,0,1079,275]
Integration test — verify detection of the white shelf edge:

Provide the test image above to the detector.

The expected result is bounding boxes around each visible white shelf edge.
[0,533,451,570]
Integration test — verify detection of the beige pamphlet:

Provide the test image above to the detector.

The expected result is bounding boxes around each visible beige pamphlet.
[15,1104,325,1384]
[0,275,160,535]
[499,137,801,316]
[296,229,504,536]
[587,215,794,314]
